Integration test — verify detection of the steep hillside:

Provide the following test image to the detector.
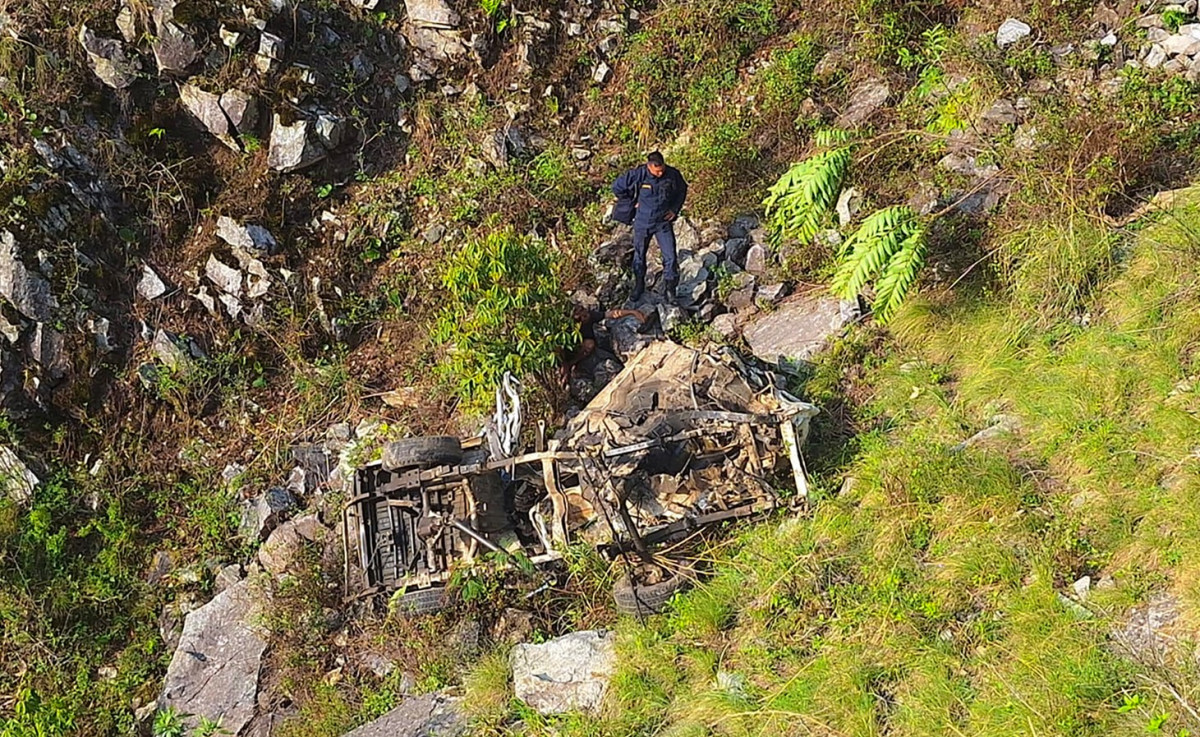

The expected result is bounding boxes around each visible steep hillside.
[2,0,1200,734]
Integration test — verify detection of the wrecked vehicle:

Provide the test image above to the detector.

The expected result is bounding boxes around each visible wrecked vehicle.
[342,341,817,613]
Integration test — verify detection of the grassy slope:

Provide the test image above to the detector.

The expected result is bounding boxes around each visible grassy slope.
[464,193,1200,736]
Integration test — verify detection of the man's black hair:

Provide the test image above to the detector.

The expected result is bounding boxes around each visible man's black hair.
[646,151,665,167]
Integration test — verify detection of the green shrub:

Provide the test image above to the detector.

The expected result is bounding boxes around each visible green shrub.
[432,229,576,408]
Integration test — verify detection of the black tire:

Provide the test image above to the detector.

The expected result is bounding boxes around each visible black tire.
[614,566,694,617]
[393,586,449,616]
[382,436,463,471]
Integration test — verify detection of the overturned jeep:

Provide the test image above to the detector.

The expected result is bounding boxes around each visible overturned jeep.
[342,341,817,612]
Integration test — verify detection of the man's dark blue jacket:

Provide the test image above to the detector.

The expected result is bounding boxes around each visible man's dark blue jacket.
[611,164,688,228]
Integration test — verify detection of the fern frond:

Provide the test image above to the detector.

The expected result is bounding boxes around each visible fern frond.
[872,224,927,323]
[830,206,922,301]
[762,142,852,246]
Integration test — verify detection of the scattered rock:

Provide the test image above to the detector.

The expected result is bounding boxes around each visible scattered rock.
[951,414,1021,451]
[342,692,465,737]
[138,265,169,300]
[258,514,330,577]
[0,445,38,506]
[151,21,199,74]
[29,323,68,380]
[146,550,174,585]
[836,187,862,227]
[239,487,297,542]
[79,25,141,89]
[996,18,1033,48]
[756,282,787,304]
[216,216,277,254]
[711,313,740,339]
[268,115,327,173]
[206,254,242,296]
[744,244,768,275]
[151,329,201,373]
[979,98,1019,135]
[214,563,242,593]
[315,112,345,150]
[1162,33,1200,57]
[1116,594,1181,660]
[1072,575,1092,600]
[743,293,859,370]
[481,129,508,169]
[158,580,267,735]
[837,79,889,127]
[492,608,535,644]
[0,232,53,322]
[511,630,616,715]
[405,0,460,29]
[724,272,757,312]
[593,61,612,85]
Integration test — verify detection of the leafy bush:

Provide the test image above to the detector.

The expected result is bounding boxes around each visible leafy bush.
[432,229,576,408]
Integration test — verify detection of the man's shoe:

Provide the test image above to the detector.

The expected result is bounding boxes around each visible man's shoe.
[630,275,645,302]
[663,278,679,305]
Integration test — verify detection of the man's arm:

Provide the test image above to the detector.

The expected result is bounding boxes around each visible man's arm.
[668,169,688,216]
[612,167,639,199]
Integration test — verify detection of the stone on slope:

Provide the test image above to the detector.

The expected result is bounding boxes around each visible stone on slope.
[511,630,616,715]
[138,265,169,300]
[405,0,460,28]
[158,579,267,735]
[837,79,889,127]
[216,216,277,253]
[743,292,859,369]
[0,231,54,322]
[0,445,38,506]
[258,514,330,576]
[341,692,465,737]
[996,18,1032,48]
[151,21,198,74]
[79,24,141,89]
[239,486,297,542]
[268,115,327,172]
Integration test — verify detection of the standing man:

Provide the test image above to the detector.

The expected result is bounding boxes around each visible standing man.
[611,151,688,302]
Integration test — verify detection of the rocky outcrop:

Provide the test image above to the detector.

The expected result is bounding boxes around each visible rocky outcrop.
[341,692,465,737]
[0,231,54,322]
[511,630,616,715]
[79,25,140,89]
[158,579,267,735]
[742,293,860,371]
[258,514,330,577]
[0,446,38,506]
[268,115,328,173]
[179,85,258,150]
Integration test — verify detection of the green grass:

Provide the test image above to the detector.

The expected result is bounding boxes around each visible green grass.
[465,189,1200,736]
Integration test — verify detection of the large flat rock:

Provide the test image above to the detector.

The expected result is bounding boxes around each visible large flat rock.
[159,579,267,734]
[342,692,465,737]
[511,630,616,714]
[743,293,859,368]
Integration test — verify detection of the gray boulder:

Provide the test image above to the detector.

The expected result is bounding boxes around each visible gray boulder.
[405,0,460,28]
[179,85,258,150]
[138,265,169,300]
[239,487,297,542]
[743,293,859,369]
[837,80,889,128]
[268,115,327,172]
[151,21,199,74]
[342,692,465,737]
[28,323,68,381]
[258,514,330,577]
[216,217,277,253]
[407,27,469,62]
[158,580,267,735]
[79,25,141,89]
[744,244,768,276]
[0,231,54,322]
[996,18,1032,48]
[0,445,38,506]
[511,630,616,715]
[151,329,202,374]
